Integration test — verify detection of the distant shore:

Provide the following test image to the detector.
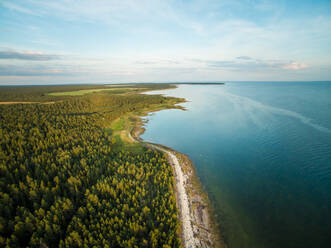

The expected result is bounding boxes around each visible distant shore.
[170,82,225,85]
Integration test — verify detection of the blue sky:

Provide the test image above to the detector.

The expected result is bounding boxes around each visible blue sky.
[0,0,330,84]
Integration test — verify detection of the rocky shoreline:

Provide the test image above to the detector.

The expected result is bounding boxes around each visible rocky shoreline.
[131,123,226,248]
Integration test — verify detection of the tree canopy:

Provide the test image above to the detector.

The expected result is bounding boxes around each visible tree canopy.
[0,85,182,248]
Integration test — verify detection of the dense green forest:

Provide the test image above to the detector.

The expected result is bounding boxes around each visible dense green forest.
[0,85,183,247]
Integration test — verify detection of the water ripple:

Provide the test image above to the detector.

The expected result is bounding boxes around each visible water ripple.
[218,90,331,135]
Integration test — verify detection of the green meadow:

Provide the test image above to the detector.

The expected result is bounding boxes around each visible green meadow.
[48,87,140,96]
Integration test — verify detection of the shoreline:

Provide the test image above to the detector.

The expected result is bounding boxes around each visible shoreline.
[130,117,227,248]
[150,144,200,248]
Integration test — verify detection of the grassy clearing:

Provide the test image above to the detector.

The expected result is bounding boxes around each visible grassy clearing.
[110,118,125,131]
[108,115,145,154]
[48,88,140,96]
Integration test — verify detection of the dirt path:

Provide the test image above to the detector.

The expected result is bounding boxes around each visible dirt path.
[0,101,55,105]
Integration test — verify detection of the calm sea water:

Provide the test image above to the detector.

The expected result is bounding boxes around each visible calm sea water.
[141,82,331,248]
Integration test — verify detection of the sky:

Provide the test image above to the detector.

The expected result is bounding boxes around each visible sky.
[0,0,331,84]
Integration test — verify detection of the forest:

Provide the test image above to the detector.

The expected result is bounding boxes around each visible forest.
[0,84,183,247]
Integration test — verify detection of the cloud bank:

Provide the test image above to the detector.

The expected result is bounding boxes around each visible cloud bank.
[0,50,60,61]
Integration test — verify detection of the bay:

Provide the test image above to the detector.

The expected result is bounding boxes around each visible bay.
[141,82,331,248]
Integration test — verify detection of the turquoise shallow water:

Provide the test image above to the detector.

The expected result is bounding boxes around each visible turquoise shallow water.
[141,82,331,248]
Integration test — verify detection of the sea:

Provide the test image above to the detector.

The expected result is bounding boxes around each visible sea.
[141,82,331,248]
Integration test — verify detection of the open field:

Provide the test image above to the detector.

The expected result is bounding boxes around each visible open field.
[107,115,144,153]
[48,87,141,96]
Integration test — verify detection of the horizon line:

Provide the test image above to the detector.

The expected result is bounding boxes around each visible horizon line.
[1,80,331,86]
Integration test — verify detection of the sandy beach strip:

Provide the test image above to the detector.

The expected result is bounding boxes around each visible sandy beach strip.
[129,122,225,248]
[151,145,200,248]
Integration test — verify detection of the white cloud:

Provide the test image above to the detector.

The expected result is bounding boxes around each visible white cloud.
[281,62,308,70]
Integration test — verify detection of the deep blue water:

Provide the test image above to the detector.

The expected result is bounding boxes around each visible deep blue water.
[141,82,331,248]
